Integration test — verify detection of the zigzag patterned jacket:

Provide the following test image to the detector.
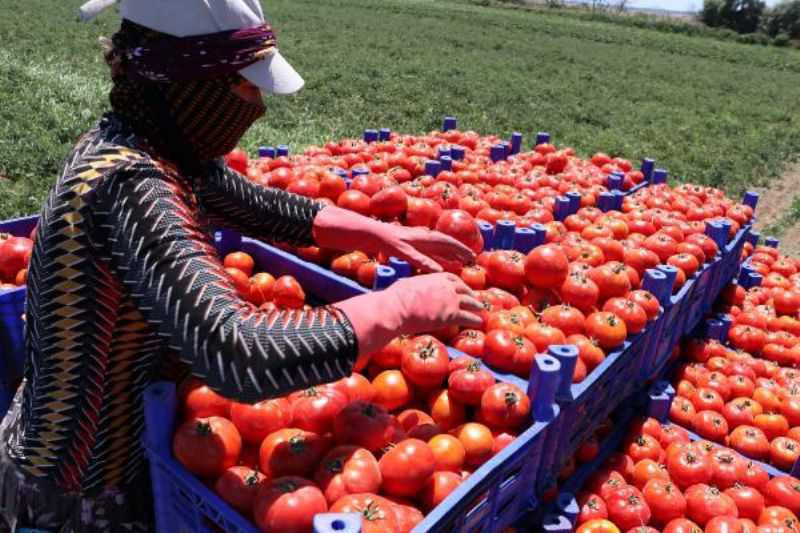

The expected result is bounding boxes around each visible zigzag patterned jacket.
[8,113,358,495]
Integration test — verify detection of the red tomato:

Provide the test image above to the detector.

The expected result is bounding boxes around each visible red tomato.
[335,373,376,403]
[249,272,276,305]
[214,466,265,515]
[379,438,436,497]
[448,359,495,406]
[770,437,800,472]
[314,445,382,505]
[401,335,450,390]
[253,476,328,533]
[605,485,652,531]
[575,519,622,533]
[454,422,495,468]
[372,336,412,369]
[421,471,463,511]
[525,244,569,290]
[230,397,292,445]
[338,189,372,215]
[684,484,738,527]
[330,493,400,533]
[223,251,256,277]
[428,434,466,472]
[603,298,647,335]
[578,493,609,525]
[666,448,713,490]
[370,186,408,220]
[709,448,745,489]
[428,389,467,431]
[272,275,305,309]
[225,149,249,174]
[478,383,531,431]
[541,304,586,337]
[391,501,424,533]
[259,428,331,478]
[764,477,800,515]
[180,377,231,419]
[435,209,484,254]
[486,250,527,290]
[585,311,628,350]
[173,417,241,479]
[661,518,703,533]
[730,426,771,461]
[452,330,486,359]
[643,478,686,526]
[726,484,766,521]
[692,410,730,442]
[372,370,414,412]
[627,434,663,463]
[333,401,404,452]
[406,197,443,229]
[289,385,348,434]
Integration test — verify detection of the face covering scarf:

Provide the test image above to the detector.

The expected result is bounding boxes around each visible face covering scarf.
[106,20,270,164]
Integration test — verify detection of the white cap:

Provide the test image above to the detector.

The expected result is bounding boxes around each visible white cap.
[78,0,304,95]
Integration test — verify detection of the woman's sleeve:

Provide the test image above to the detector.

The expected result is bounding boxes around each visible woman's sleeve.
[193,161,322,246]
[98,160,359,403]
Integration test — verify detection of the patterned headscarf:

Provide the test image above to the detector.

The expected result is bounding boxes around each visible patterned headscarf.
[106,20,267,167]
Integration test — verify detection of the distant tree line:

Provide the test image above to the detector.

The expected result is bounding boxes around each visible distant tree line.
[702,0,800,45]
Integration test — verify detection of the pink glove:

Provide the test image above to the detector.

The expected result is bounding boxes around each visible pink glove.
[335,273,483,358]
[313,206,475,273]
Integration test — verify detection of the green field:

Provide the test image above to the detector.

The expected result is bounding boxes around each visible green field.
[1,0,800,220]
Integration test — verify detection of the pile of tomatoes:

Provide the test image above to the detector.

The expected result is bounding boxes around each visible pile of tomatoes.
[0,230,34,291]
[665,247,800,472]
[220,250,307,310]
[172,330,531,532]
[571,417,800,533]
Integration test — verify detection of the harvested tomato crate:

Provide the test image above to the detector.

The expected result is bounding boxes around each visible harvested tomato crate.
[143,234,562,533]
[0,214,37,415]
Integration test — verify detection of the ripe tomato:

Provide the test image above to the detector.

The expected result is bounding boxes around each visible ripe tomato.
[460,265,487,290]
[259,428,331,478]
[370,185,408,220]
[605,485,651,531]
[692,388,725,412]
[585,311,628,349]
[692,410,730,442]
[428,389,467,431]
[755,413,790,442]
[628,290,660,321]
[483,329,517,371]
[569,334,606,371]
[401,335,450,390]
[330,493,399,533]
[486,251,526,290]
[478,383,531,431]
[253,476,328,533]
[541,304,586,337]
[575,519,621,533]
[379,438,436,497]
[589,262,632,302]
[632,459,669,489]
[454,422,494,468]
[428,434,466,472]
[561,274,600,313]
[334,400,404,452]
[225,149,249,174]
[603,298,647,335]
[289,385,348,434]
[391,501,424,532]
[525,244,569,290]
[0,237,32,283]
[685,484,738,527]
[627,434,663,463]
[642,478,686,526]
[180,377,231,419]
[764,477,800,515]
[524,322,567,353]
[335,373,376,403]
[421,471,463,511]
[770,437,800,471]
[214,466,265,515]
[758,505,799,528]
[406,197,443,229]
[666,448,713,490]
[224,251,255,277]
[435,209,483,254]
[248,272,276,305]
[448,360,495,406]
[372,370,414,411]
[272,275,305,309]
[230,397,292,445]
[372,336,411,369]
[709,448,745,489]
[578,493,609,525]
[726,484,766,521]
[338,189,372,215]
[173,417,242,479]
[661,518,703,533]
[314,445,382,505]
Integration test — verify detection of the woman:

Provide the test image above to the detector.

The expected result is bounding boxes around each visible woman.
[0,1,482,530]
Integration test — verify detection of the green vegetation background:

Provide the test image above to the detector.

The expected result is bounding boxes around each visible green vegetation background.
[1,0,799,218]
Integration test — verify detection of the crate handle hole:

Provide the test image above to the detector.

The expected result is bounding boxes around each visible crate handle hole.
[332,520,346,530]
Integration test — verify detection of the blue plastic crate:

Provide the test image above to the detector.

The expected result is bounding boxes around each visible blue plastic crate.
[142,234,561,533]
[0,214,37,416]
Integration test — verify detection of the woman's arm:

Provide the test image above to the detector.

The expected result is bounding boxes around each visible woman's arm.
[194,161,321,246]
[98,159,358,403]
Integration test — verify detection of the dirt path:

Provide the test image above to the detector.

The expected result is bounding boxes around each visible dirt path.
[752,162,800,256]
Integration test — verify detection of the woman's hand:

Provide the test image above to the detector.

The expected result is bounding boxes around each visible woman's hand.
[335,273,484,358]
[312,206,475,273]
